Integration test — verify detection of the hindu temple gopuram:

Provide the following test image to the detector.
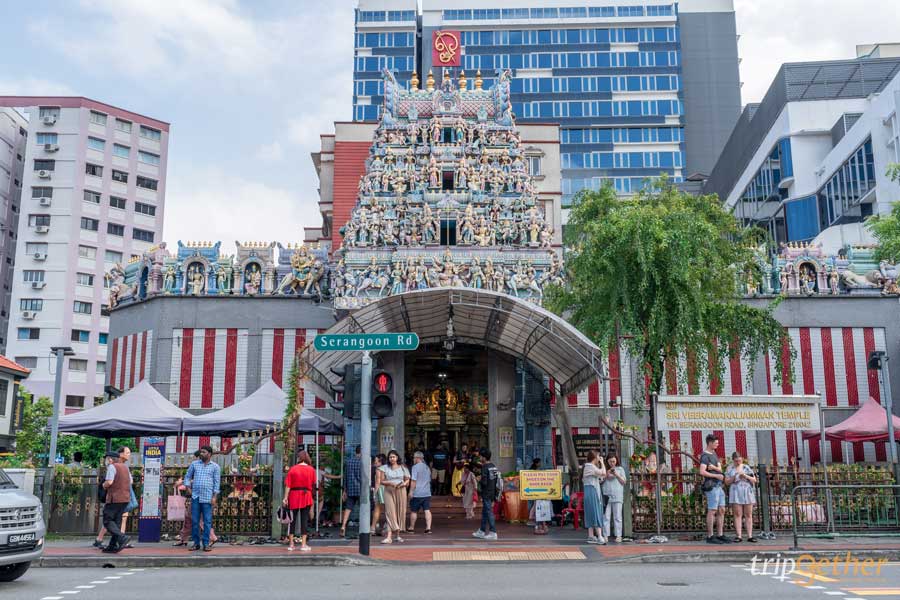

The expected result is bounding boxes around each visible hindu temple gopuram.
[330,69,562,308]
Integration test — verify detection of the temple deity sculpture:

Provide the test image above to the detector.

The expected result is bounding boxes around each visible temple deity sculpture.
[428,156,441,189]
[468,258,485,289]
[245,263,262,295]
[275,245,316,295]
[188,265,206,296]
[163,265,177,294]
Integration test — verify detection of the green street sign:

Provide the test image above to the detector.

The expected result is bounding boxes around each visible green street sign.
[314,333,420,352]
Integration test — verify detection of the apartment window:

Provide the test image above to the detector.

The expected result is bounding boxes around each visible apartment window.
[136,176,157,190]
[36,133,58,145]
[28,214,51,227]
[87,137,105,151]
[23,270,45,283]
[104,250,123,263]
[111,169,128,183]
[528,156,542,176]
[78,245,97,259]
[14,357,37,369]
[134,201,156,216]
[107,223,124,236]
[0,380,6,417]
[38,107,60,119]
[71,329,90,343]
[31,187,52,198]
[138,150,160,166]
[70,359,88,372]
[34,159,55,171]
[85,163,103,177]
[115,119,132,133]
[19,299,43,311]
[89,111,107,126]
[113,144,130,158]
[132,228,154,243]
[96,361,106,374]
[80,217,99,231]
[99,332,108,344]
[73,300,92,315]
[17,328,39,340]
[139,125,161,141]
[25,242,48,255]
[76,272,94,286]
[83,190,101,204]
[109,196,126,209]
[65,395,85,409]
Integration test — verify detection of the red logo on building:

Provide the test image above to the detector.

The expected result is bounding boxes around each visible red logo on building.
[432,30,461,67]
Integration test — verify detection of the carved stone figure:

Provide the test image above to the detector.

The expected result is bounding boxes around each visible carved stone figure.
[245,264,262,295]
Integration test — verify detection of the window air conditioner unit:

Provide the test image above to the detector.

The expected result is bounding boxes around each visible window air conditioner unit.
[38,197,51,207]
[37,170,51,179]
[44,143,59,153]
[31,281,46,289]
[33,252,46,261]
[42,115,57,125]
[21,311,35,320]
[35,225,49,233]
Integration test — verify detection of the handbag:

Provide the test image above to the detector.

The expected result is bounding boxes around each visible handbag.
[277,505,293,525]
[167,495,185,521]
[126,487,139,513]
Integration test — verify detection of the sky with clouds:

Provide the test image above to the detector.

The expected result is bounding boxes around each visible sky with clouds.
[1,0,898,251]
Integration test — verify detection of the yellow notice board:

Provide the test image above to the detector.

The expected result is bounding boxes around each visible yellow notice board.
[519,470,562,500]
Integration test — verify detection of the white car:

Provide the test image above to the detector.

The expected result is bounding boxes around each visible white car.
[0,468,45,582]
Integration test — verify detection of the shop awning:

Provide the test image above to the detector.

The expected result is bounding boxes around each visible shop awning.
[58,380,191,437]
[302,287,603,399]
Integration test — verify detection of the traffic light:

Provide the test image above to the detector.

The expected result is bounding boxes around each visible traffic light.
[329,363,361,419]
[372,370,394,418]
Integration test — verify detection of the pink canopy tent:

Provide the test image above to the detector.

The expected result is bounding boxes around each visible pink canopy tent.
[803,397,900,443]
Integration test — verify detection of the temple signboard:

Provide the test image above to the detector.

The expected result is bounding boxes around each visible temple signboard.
[656,395,821,431]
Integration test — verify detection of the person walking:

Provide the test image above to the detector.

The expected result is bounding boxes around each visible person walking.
[283,450,316,552]
[725,452,758,543]
[100,447,132,553]
[92,452,118,549]
[183,445,221,552]
[379,450,409,544]
[371,454,386,535]
[408,451,433,534]
[602,453,626,542]
[472,448,500,541]
[699,434,729,544]
[582,451,607,545]
[340,445,362,538]
[457,462,476,519]
[431,442,449,496]
[451,442,468,498]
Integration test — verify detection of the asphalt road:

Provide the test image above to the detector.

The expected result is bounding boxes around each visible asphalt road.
[8,562,900,599]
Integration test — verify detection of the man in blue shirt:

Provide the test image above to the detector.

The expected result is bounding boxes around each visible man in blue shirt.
[183,445,220,552]
[340,445,362,538]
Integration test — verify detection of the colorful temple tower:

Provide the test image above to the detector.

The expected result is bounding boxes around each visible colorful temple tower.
[331,69,563,309]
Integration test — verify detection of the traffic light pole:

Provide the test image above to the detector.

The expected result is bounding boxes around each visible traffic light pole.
[358,351,373,556]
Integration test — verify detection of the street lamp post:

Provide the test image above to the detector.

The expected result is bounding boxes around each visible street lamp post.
[47,346,75,467]
[868,351,898,464]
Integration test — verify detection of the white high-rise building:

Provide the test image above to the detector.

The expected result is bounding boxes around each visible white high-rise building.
[0,108,28,354]
[0,97,169,409]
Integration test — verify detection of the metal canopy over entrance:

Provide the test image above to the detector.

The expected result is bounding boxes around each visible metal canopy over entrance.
[302,288,603,400]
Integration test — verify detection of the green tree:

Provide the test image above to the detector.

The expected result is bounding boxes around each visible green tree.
[14,393,52,466]
[866,164,900,263]
[545,180,792,451]
[57,435,133,467]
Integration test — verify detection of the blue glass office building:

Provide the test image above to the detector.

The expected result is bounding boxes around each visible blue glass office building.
[354,1,741,205]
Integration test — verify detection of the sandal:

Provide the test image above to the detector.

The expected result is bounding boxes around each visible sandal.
[747,537,758,543]
[381,538,393,544]
[734,537,742,543]
[172,540,187,547]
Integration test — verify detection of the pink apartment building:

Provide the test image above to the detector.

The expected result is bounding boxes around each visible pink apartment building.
[0,97,169,410]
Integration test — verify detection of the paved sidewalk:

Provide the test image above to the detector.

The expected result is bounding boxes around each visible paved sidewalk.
[39,528,900,567]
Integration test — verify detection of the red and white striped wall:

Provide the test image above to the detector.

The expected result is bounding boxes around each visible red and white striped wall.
[108,330,153,392]
[168,329,250,409]
[767,326,887,465]
[261,328,327,409]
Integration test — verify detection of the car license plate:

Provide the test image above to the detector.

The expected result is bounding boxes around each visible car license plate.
[7,533,35,544]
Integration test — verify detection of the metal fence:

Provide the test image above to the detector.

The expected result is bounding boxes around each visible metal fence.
[790,484,900,548]
[45,468,275,537]
[629,464,897,535]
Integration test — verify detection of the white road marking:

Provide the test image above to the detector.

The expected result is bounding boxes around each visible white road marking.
[824,593,846,596]
[120,572,135,575]
[75,586,95,589]
[40,597,63,600]
[104,576,121,580]
[89,580,109,584]
[128,568,145,571]
[58,592,79,596]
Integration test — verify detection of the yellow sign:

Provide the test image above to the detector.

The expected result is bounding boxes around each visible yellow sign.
[519,469,562,500]
[656,395,821,431]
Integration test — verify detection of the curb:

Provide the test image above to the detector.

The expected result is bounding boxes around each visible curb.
[604,549,900,564]
[37,554,381,568]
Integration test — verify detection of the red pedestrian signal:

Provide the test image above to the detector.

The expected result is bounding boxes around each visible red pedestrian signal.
[374,371,392,394]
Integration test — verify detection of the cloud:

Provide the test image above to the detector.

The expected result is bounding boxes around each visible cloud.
[254,141,284,162]
[735,0,900,103]
[162,166,321,255]
[0,77,76,96]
